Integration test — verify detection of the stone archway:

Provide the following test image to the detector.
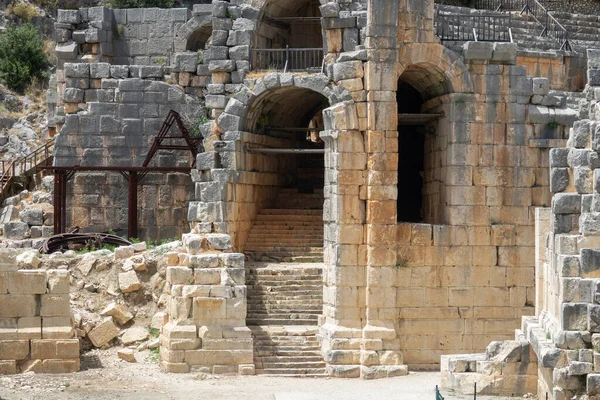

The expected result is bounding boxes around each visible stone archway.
[174,14,212,53]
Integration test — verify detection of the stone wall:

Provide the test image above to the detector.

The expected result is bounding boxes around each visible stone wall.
[53,62,203,239]
[160,231,254,374]
[0,249,80,375]
[517,52,587,92]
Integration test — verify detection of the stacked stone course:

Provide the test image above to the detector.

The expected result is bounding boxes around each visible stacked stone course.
[0,249,79,375]
[160,231,254,374]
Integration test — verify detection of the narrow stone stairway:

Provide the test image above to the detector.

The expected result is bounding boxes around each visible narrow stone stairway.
[244,187,323,263]
[246,262,326,376]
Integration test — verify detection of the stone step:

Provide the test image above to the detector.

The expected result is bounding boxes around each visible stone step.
[247,318,317,325]
[259,209,322,215]
[256,356,324,363]
[255,215,323,222]
[256,368,327,375]
[259,361,326,369]
[255,350,322,357]
[247,312,320,319]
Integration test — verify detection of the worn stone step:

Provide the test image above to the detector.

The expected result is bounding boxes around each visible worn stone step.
[259,209,323,215]
[260,361,326,369]
[256,368,327,375]
[247,318,317,325]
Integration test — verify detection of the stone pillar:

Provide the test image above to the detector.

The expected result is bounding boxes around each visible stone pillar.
[160,231,254,375]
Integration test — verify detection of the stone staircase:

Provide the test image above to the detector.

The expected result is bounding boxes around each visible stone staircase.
[246,262,323,325]
[246,262,326,376]
[435,4,600,54]
[250,326,326,376]
[244,187,324,263]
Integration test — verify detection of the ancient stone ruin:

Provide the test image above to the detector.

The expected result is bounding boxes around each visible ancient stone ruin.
[2,0,600,395]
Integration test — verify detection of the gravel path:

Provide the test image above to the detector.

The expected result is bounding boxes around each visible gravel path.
[0,349,524,400]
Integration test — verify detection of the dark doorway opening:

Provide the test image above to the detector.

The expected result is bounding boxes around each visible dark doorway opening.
[397,80,425,223]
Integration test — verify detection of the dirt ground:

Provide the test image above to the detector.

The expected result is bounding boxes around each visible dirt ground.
[0,349,523,400]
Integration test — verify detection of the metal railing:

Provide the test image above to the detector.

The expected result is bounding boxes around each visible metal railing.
[0,139,55,195]
[474,0,571,50]
[251,46,324,72]
[435,12,513,42]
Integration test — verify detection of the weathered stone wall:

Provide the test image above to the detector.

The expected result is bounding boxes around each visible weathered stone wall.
[517,52,587,92]
[160,231,254,374]
[0,249,80,375]
[53,62,203,239]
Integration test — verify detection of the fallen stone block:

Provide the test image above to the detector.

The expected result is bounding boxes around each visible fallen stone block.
[101,302,133,325]
[88,318,120,347]
[118,270,142,293]
[121,326,149,345]
[118,348,136,362]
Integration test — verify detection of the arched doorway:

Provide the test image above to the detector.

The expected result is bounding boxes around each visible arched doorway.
[397,64,452,223]
[253,0,324,71]
[238,84,331,376]
[242,86,328,261]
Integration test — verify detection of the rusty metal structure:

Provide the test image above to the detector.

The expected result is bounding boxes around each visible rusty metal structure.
[39,232,132,254]
[45,110,200,239]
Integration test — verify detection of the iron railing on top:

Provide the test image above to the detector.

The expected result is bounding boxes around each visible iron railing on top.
[0,139,55,195]
[251,46,324,72]
[435,12,513,42]
[474,0,572,51]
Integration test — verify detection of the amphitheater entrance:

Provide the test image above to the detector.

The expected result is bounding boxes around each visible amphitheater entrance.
[397,66,447,223]
[241,85,327,376]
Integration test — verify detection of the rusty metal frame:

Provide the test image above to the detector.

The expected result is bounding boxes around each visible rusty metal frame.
[44,109,202,239]
[45,166,192,239]
[142,110,204,168]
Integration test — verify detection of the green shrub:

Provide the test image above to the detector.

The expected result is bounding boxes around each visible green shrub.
[106,0,175,8]
[0,24,48,93]
[8,3,40,21]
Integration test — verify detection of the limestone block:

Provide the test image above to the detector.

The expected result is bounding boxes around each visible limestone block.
[189,254,219,268]
[42,317,73,339]
[118,270,142,293]
[20,359,42,373]
[151,312,168,330]
[56,339,79,359]
[162,322,196,339]
[192,297,226,320]
[552,193,581,214]
[88,318,120,347]
[30,339,57,359]
[492,42,517,64]
[121,326,149,345]
[46,270,70,294]
[184,349,253,365]
[0,360,16,374]
[17,316,41,339]
[532,77,550,96]
[182,285,210,298]
[101,302,133,325]
[0,340,29,360]
[463,41,493,60]
[168,296,192,321]
[333,61,364,81]
[550,168,569,193]
[0,295,36,317]
[40,294,70,317]
[41,359,79,373]
[194,269,221,285]
[114,246,135,260]
[122,255,146,272]
[562,303,589,331]
[118,348,136,362]
[159,361,189,373]
[167,267,194,285]
[55,40,78,60]
[569,361,593,375]
[4,221,30,240]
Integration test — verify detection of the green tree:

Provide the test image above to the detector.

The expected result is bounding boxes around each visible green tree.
[0,24,48,93]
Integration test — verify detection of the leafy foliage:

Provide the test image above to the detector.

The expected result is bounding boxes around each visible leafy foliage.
[0,24,48,93]
[8,3,39,21]
[106,0,175,8]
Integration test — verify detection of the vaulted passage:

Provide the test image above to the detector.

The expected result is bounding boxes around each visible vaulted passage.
[242,87,327,262]
[397,80,426,223]
[240,85,328,375]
